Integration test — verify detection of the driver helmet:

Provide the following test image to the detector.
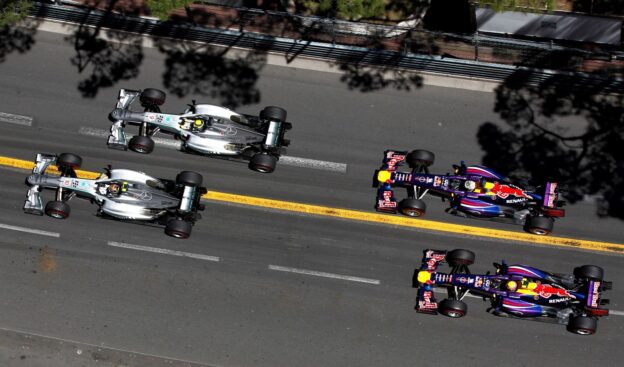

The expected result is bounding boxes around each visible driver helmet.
[464,180,477,191]
[193,119,205,130]
[506,280,519,292]
[108,183,120,195]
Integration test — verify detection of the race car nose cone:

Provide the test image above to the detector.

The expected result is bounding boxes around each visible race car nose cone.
[27,174,43,185]
[109,108,125,120]
[377,170,392,183]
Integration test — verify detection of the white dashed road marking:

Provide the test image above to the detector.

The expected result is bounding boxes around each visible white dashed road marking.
[0,112,33,126]
[107,241,220,262]
[0,223,60,237]
[268,265,380,285]
[78,127,348,173]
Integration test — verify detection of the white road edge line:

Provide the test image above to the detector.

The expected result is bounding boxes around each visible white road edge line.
[107,241,220,262]
[462,293,624,317]
[0,112,33,126]
[78,127,348,173]
[268,265,380,285]
[0,223,60,238]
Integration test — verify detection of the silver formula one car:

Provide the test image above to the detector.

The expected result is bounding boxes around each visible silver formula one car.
[23,153,207,238]
[107,88,292,173]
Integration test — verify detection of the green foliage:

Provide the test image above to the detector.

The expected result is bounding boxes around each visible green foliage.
[299,0,386,20]
[146,0,194,20]
[481,0,555,12]
[0,0,32,28]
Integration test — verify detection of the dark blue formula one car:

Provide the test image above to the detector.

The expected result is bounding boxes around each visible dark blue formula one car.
[373,150,565,235]
[413,249,611,335]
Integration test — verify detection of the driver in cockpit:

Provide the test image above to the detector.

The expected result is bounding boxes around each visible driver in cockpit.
[180,117,210,132]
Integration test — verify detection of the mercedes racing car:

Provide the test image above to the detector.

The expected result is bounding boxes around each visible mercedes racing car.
[373,150,565,235]
[413,249,611,335]
[107,88,292,173]
[23,153,207,238]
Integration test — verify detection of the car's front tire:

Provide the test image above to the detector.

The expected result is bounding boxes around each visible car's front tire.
[399,198,426,217]
[165,219,192,239]
[57,153,82,171]
[129,136,155,154]
[446,249,476,266]
[438,299,467,318]
[406,150,435,169]
[250,153,277,173]
[260,106,287,122]
[140,88,166,107]
[45,201,70,219]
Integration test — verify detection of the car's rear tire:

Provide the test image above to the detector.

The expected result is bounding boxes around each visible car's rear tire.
[567,316,597,335]
[438,299,467,318]
[249,153,277,173]
[176,171,203,187]
[406,150,435,169]
[399,198,426,217]
[45,201,70,219]
[57,153,82,170]
[446,249,476,266]
[260,106,287,122]
[575,265,604,281]
[129,135,155,154]
[524,216,554,236]
[140,88,166,106]
[165,219,192,239]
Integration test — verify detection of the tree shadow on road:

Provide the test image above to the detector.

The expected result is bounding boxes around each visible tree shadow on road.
[155,38,265,108]
[0,18,39,63]
[65,24,144,98]
[477,70,624,219]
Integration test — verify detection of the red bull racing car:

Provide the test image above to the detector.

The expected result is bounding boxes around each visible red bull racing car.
[413,249,611,335]
[373,150,565,235]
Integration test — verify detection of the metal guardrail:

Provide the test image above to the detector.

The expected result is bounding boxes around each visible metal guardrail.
[30,2,624,93]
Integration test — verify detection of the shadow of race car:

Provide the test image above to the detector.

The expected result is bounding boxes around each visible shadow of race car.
[413,249,611,335]
[23,153,207,238]
[107,88,292,173]
[373,149,565,235]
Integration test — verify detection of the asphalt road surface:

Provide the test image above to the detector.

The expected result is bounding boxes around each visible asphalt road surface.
[0,29,622,366]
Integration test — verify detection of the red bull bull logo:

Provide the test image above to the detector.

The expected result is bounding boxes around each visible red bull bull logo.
[534,283,574,299]
[489,183,531,199]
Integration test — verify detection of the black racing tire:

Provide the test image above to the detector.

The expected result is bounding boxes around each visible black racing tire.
[406,150,435,169]
[567,316,597,335]
[524,215,554,236]
[260,106,287,122]
[438,299,467,318]
[128,135,155,154]
[140,88,166,106]
[45,201,70,219]
[446,249,476,266]
[165,219,192,239]
[176,171,203,187]
[249,153,277,173]
[575,265,604,281]
[398,198,427,217]
[57,153,82,170]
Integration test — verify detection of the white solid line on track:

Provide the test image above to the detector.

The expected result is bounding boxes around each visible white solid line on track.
[268,265,380,285]
[78,127,348,173]
[0,223,60,237]
[0,112,33,126]
[107,241,220,262]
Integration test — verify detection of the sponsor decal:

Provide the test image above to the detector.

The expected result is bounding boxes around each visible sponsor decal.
[79,181,90,188]
[377,190,396,209]
[424,251,446,270]
[467,277,474,284]
[443,179,449,187]
[419,291,437,309]
[590,281,600,307]
[434,176,442,187]
[147,113,156,121]
[534,282,574,299]
[475,276,484,287]
[548,298,571,304]
[224,126,237,136]
[456,276,468,284]
[71,180,79,188]
[139,191,153,201]
[489,183,531,199]
[416,176,427,183]
[484,279,491,288]
[62,179,71,187]
[506,198,527,204]
[156,115,164,123]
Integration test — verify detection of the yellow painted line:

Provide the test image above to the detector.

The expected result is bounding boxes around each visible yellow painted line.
[2,155,623,253]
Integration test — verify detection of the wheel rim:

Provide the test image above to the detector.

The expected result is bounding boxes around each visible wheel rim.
[254,165,272,173]
[49,210,65,219]
[403,209,422,217]
[574,328,593,335]
[530,228,548,235]
[132,145,149,154]
[168,231,187,239]
[446,310,463,318]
